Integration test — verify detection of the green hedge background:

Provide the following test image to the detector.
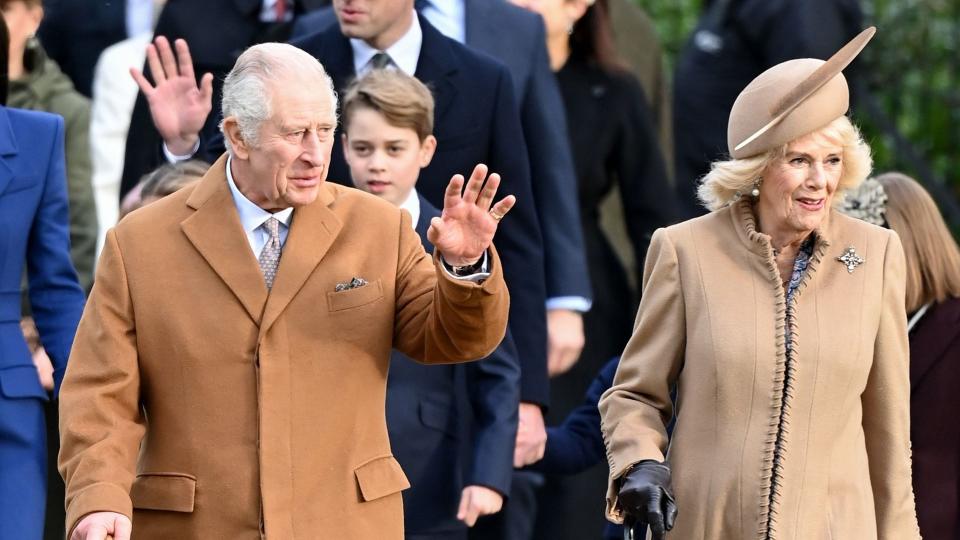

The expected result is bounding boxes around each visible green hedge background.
[635,0,960,227]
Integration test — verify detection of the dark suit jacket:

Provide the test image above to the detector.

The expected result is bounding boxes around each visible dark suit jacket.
[37,0,127,98]
[0,107,85,538]
[292,1,591,301]
[527,357,627,540]
[909,296,960,539]
[387,195,519,536]
[118,0,327,199]
[291,17,550,405]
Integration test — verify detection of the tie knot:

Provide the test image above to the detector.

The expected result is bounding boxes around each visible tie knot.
[414,0,429,12]
[263,217,281,239]
[370,52,392,70]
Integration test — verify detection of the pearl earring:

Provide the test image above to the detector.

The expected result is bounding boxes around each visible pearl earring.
[751,178,762,197]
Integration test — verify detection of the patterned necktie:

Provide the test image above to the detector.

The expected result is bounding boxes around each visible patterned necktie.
[274,0,287,21]
[258,217,282,290]
[370,52,392,70]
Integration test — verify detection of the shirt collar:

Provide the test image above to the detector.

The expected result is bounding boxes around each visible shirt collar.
[418,0,466,43]
[351,10,423,76]
[226,155,294,233]
[398,188,420,230]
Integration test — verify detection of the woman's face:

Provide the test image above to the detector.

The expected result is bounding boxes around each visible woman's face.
[758,129,844,237]
[1,1,43,53]
[509,0,586,41]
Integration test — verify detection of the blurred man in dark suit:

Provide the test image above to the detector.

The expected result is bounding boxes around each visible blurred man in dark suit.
[119,0,327,199]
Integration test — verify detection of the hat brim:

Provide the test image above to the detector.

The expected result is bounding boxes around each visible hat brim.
[733,26,876,154]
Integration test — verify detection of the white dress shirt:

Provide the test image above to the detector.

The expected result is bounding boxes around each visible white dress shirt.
[125,0,156,38]
[226,156,294,258]
[351,11,423,76]
[417,0,466,44]
[398,187,422,228]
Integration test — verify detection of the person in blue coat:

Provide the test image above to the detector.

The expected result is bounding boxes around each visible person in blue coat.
[341,68,520,539]
[0,16,85,539]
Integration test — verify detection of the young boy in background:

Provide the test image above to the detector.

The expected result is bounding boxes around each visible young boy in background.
[341,69,520,539]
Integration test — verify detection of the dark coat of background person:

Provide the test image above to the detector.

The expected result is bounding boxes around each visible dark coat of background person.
[388,195,520,539]
[535,50,677,540]
[9,43,96,294]
[526,356,633,540]
[0,105,85,540]
[294,18,551,406]
[909,296,960,539]
[672,0,863,215]
[293,0,591,303]
[36,0,127,98]
[118,0,327,200]
[607,0,672,180]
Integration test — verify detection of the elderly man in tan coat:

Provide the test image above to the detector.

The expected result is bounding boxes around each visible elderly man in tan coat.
[58,42,514,540]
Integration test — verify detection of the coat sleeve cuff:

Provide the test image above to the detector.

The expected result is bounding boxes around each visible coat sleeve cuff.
[66,482,132,538]
[433,245,504,300]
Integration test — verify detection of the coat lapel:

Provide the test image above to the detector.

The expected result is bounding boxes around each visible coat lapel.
[258,183,342,339]
[414,17,458,123]
[0,108,19,196]
[316,27,357,92]
[181,156,268,325]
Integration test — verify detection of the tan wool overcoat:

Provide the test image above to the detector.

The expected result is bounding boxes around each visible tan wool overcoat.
[58,157,510,539]
[599,199,921,539]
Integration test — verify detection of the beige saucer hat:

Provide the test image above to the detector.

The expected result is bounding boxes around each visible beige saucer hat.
[727,26,876,159]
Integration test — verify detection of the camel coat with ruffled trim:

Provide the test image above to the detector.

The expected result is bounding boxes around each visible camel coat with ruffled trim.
[599,199,921,539]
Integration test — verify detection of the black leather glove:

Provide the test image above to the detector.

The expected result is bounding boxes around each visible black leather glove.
[618,460,678,540]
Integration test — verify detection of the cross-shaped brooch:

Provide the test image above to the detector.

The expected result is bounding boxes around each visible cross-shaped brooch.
[837,247,865,273]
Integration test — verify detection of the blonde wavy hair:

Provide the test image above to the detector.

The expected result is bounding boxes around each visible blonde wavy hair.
[697,116,873,211]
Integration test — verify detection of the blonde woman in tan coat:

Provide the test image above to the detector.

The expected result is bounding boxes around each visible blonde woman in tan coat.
[599,28,921,540]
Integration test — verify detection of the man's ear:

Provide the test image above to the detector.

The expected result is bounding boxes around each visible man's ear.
[222,117,250,159]
[419,134,437,168]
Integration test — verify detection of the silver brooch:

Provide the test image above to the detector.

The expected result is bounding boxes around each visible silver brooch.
[837,247,865,273]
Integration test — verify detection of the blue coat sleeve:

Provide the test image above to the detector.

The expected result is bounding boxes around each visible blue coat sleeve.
[520,18,591,302]
[485,64,550,406]
[27,115,85,395]
[530,357,620,475]
[465,329,521,495]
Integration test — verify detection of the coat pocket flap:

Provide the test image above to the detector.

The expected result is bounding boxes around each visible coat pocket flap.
[0,365,49,400]
[419,397,456,437]
[327,279,384,312]
[131,473,197,512]
[354,456,410,502]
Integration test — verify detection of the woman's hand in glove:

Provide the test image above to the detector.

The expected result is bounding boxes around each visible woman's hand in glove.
[618,460,678,539]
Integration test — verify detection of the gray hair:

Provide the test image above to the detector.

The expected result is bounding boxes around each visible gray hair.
[220,42,339,154]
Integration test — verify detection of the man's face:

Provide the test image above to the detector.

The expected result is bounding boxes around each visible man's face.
[229,80,336,210]
[333,0,413,50]
[343,107,436,207]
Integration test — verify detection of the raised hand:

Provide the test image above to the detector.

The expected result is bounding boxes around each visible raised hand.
[427,163,516,267]
[130,36,214,156]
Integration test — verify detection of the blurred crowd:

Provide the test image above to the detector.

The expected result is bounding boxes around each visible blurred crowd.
[2,0,957,539]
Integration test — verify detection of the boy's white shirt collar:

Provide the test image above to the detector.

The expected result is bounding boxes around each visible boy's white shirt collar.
[398,188,421,230]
